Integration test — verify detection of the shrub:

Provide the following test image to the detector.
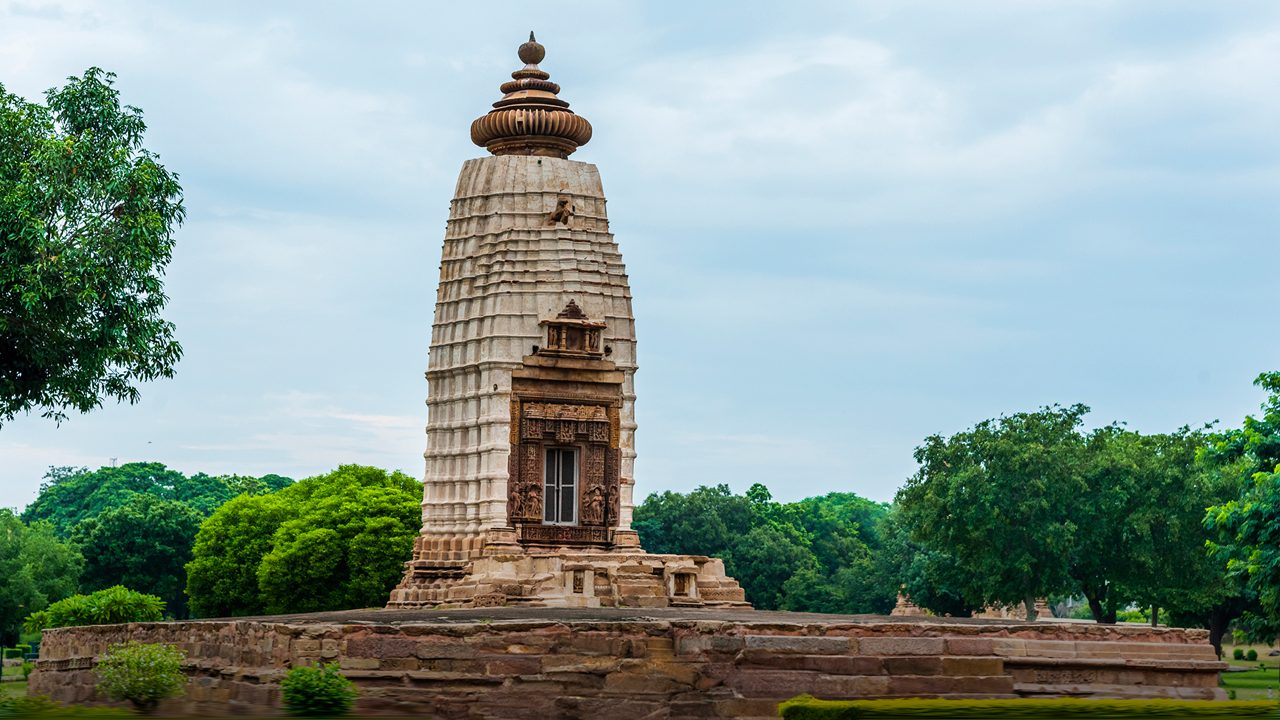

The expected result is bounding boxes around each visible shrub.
[22,660,34,679]
[1245,648,1258,661]
[280,663,357,716]
[1234,647,1246,660]
[94,641,186,713]
[24,586,165,633]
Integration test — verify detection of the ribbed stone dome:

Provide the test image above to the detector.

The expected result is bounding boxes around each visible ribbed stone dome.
[470,32,593,158]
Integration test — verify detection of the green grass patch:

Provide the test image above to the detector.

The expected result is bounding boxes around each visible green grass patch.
[1222,667,1280,701]
[778,696,1280,719]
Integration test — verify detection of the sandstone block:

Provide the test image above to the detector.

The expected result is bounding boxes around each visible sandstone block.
[888,674,1016,696]
[941,656,1004,676]
[812,674,892,698]
[884,656,944,675]
[859,637,945,656]
[744,635,851,654]
[945,637,995,656]
[676,634,745,656]
[731,669,821,698]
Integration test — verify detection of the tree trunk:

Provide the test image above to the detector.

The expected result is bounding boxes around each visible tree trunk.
[1084,592,1106,624]
[1207,608,1229,659]
[1024,594,1038,622]
[1150,605,1159,627]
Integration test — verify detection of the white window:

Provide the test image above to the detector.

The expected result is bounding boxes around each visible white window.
[543,447,577,524]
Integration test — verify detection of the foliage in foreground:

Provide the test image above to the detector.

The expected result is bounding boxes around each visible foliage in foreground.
[185,465,422,617]
[0,68,185,426]
[280,662,358,717]
[93,641,186,713]
[777,695,1280,719]
[24,585,164,633]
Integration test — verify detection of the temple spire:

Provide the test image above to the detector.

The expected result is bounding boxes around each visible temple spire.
[470,32,593,158]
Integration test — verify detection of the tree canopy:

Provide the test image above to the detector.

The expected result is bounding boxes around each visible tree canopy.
[634,483,895,612]
[0,68,185,425]
[185,465,423,617]
[22,462,291,537]
[1206,372,1280,632]
[72,495,203,617]
[0,509,82,645]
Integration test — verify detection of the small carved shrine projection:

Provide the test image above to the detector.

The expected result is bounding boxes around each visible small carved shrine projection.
[508,300,622,548]
[538,299,604,357]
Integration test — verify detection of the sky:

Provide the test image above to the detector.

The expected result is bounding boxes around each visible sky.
[2,1,1279,511]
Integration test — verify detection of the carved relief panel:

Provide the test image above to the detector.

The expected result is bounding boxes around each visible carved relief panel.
[507,399,620,545]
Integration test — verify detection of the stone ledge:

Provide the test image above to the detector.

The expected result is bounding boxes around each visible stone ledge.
[29,608,1225,717]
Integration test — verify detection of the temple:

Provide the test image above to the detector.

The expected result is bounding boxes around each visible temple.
[387,34,747,609]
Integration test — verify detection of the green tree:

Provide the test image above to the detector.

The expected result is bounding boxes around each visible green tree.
[634,483,896,612]
[1206,372,1280,630]
[0,510,82,645]
[72,495,201,617]
[896,405,1088,619]
[184,492,291,618]
[185,465,422,617]
[0,69,184,425]
[22,462,291,537]
[873,508,983,617]
[633,484,755,559]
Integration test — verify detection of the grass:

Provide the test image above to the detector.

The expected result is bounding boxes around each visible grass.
[1222,642,1279,701]
[0,680,26,699]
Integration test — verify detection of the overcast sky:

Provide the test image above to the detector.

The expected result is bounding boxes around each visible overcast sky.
[3,1,1279,511]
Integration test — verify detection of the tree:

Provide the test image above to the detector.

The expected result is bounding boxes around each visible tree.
[873,508,983,618]
[0,68,185,425]
[633,485,755,559]
[896,405,1088,619]
[185,465,422,617]
[634,483,897,612]
[22,462,291,537]
[72,495,201,617]
[1206,372,1280,633]
[0,510,82,645]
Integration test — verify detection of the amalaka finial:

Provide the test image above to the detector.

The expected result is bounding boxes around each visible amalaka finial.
[470,33,592,159]
[518,31,546,67]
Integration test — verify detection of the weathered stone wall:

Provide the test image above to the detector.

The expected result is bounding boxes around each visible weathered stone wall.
[29,611,1224,718]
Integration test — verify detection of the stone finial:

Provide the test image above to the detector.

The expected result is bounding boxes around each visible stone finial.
[470,32,593,158]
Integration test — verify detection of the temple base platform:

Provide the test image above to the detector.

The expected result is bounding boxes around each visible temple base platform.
[30,607,1226,718]
[386,548,751,609]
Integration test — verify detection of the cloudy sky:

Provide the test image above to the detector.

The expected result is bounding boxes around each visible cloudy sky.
[3,1,1279,511]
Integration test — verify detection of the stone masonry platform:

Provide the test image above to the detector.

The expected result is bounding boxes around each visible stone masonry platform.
[30,607,1226,718]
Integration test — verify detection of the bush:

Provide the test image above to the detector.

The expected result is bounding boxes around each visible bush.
[1234,647,1246,660]
[24,586,165,632]
[280,663,357,716]
[778,696,1280,718]
[94,641,186,713]
[1245,648,1258,661]
[22,660,34,679]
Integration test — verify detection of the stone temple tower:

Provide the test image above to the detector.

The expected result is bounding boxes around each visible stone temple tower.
[388,34,747,609]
